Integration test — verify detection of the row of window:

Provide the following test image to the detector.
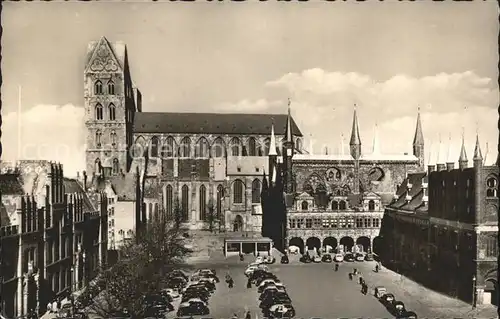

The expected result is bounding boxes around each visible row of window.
[94,80,115,95]
[95,130,118,147]
[433,177,498,198]
[95,158,120,175]
[288,217,381,229]
[136,136,279,158]
[95,103,116,121]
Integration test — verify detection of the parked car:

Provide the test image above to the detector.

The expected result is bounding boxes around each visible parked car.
[260,288,288,301]
[161,288,180,299]
[259,285,286,299]
[313,256,322,263]
[281,255,289,264]
[379,293,396,307]
[334,254,344,262]
[261,296,292,315]
[254,273,279,285]
[374,286,387,298]
[391,300,406,316]
[344,253,355,262]
[259,291,290,307]
[268,304,296,318]
[176,301,210,316]
[321,254,332,263]
[264,255,276,264]
[245,266,259,277]
[355,253,365,261]
[299,255,312,263]
[170,269,189,280]
[365,253,374,261]
[255,256,265,264]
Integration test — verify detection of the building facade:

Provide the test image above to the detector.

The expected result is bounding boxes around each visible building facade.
[381,135,498,306]
[0,161,108,318]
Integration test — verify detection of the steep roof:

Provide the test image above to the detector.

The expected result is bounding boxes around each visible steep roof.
[63,178,97,213]
[133,112,303,136]
[389,172,427,212]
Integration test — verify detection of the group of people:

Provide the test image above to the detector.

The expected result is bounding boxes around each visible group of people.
[347,268,369,295]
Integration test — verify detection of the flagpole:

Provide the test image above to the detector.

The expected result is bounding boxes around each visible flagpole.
[17,85,22,159]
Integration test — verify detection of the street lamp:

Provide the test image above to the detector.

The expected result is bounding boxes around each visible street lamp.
[472,275,476,309]
[70,266,75,315]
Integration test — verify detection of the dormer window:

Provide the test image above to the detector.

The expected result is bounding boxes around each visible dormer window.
[94,80,103,95]
[109,103,116,121]
[108,80,115,95]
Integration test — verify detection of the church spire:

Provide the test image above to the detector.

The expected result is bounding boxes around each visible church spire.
[458,128,468,170]
[413,106,424,146]
[269,123,277,156]
[285,98,293,142]
[473,133,483,161]
[349,104,362,160]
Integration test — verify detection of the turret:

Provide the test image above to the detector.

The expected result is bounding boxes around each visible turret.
[473,133,483,167]
[458,129,468,170]
[349,106,362,160]
[473,133,483,224]
[283,101,294,194]
[412,107,425,167]
[268,123,278,186]
[436,135,446,172]
[427,147,435,176]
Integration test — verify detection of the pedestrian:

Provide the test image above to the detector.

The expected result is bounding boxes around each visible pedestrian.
[228,277,234,288]
[348,273,353,281]
[375,264,379,272]
[359,276,364,285]
[246,278,252,289]
[335,263,339,271]
[245,310,251,319]
[353,268,358,275]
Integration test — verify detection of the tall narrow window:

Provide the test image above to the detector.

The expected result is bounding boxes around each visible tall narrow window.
[94,80,103,95]
[150,136,159,158]
[95,130,102,147]
[212,137,226,158]
[148,203,153,222]
[95,104,103,120]
[179,137,191,158]
[262,138,270,156]
[112,158,119,175]
[199,185,207,220]
[181,185,189,221]
[216,184,224,220]
[233,180,244,204]
[368,200,375,211]
[154,203,159,222]
[195,137,210,158]
[248,137,257,156]
[339,200,347,210]
[332,201,339,210]
[110,130,117,146]
[109,103,116,120]
[107,80,115,95]
[252,179,261,203]
[162,136,176,158]
[229,137,242,156]
[166,185,173,219]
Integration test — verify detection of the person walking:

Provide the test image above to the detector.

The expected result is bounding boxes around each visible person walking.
[245,310,251,319]
[228,276,234,288]
[335,263,339,271]
[353,268,358,276]
[348,273,353,281]
[375,264,379,272]
[359,276,364,285]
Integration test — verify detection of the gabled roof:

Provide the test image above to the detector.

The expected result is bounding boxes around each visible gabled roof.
[389,172,428,213]
[297,192,313,199]
[362,191,381,199]
[85,36,124,72]
[133,112,303,136]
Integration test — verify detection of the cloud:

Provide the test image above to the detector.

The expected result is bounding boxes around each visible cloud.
[214,99,284,113]
[2,104,85,177]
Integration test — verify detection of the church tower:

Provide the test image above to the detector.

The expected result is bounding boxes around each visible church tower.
[412,107,425,168]
[84,37,140,180]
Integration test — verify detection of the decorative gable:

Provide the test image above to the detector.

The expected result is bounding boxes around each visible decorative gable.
[363,191,381,199]
[86,37,123,73]
[297,191,313,199]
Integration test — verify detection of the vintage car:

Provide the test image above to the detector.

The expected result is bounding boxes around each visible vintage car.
[397,310,418,319]
[176,300,209,316]
[334,254,344,262]
[299,254,312,263]
[313,256,322,263]
[355,253,365,261]
[379,293,396,307]
[365,253,375,261]
[321,254,333,263]
[268,304,296,318]
[281,255,290,264]
[374,286,387,298]
[344,253,355,262]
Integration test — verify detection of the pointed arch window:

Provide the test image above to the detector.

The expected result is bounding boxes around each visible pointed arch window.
[95,130,102,147]
[301,201,308,210]
[262,138,270,156]
[95,104,103,120]
[252,179,261,203]
[179,137,191,158]
[248,137,257,156]
[233,180,244,204]
[332,201,339,210]
[148,203,153,223]
[94,80,103,95]
[107,80,115,95]
[165,185,173,219]
[230,137,242,156]
[195,137,210,158]
[339,200,347,210]
[368,200,375,211]
[95,158,101,175]
[486,176,498,197]
[110,130,117,146]
[216,184,224,220]
[150,136,159,158]
[212,137,226,158]
[161,136,176,158]
[109,103,116,120]
[199,185,207,221]
[112,158,119,175]
[181,185,189,221]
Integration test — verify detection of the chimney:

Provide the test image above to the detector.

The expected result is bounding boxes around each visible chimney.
[446,162,455,171]
[83,171,87,191]
[427,164,435,176]
[436,163,446,172]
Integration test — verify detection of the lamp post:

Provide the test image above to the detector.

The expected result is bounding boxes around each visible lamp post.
[472,275,476,309]
[70,266,75,315]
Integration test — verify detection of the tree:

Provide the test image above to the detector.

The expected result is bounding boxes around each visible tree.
[86,217,191,318]
[173,197,182,229]
[207,199,215,233]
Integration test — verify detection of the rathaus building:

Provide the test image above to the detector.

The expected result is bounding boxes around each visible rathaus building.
[82,37,425,250]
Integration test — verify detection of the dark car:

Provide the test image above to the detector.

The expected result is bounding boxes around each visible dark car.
[260,289,288,301]
[258,280,283,293]
[281,255,289,264]
[166,277,187,289]
[170,269,188,280]
[260,294,292,310]
[397,310,417,319]
[268,304,296,318]
[321,254,332,263]
[391,300,406,316]
[254,274,279,285]
[182,292,209,304]
[344,253,355,262]
[176,301,209,316]
[299,254,312,263]
[365,253,374,261]
[107,310,131,319]
[200,273,220,283]
[379,293,396,307]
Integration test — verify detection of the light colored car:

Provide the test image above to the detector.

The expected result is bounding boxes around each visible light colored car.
[355,253,365,261]
[263,256,276,264]
[288,245,300,254]
[334,254,344,262]
[163,288,180,299]
[313,256,322,263]
[258,280,284,289]
[255,256,265,263]
[245,266,259,276]
[262,284,286,293]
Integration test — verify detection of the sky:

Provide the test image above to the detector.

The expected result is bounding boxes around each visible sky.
[2,1,499,176]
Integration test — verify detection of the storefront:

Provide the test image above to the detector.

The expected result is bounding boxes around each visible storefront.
[224,237,273,257]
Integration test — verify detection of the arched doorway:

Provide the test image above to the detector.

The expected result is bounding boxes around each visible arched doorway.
[233,215,243,232]
[485,279,498,306]
[306,237,321,251]
[356,236,371,253]
[323,237,337,253]
[372,236,383,255]
[289,237,304,254]
[339,236,354,252]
